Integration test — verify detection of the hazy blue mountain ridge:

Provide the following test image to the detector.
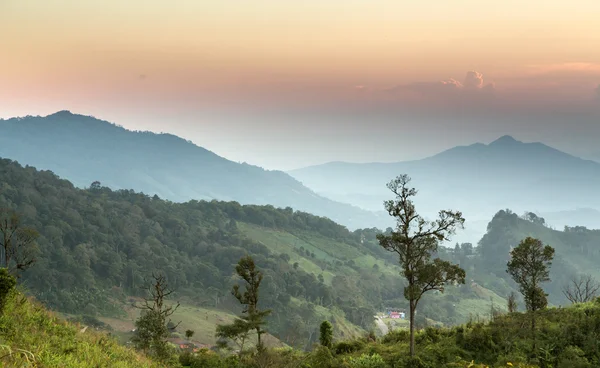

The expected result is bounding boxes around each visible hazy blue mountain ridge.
[0,111,389,230]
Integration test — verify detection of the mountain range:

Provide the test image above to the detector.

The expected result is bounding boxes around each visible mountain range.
[0,111,388,230]
[288,135,600,242]
[3,111,599,245]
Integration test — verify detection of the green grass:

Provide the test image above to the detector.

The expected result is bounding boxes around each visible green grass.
[238,223,400,284]
[0,291,160,368]
[97,299,287,349]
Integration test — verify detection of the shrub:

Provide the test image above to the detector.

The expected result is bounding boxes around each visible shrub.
[0,268,16,313]
[334,340,365,354]
[347,353,387,368]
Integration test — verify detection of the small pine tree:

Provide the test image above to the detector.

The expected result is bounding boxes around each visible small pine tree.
[319,320,333,349]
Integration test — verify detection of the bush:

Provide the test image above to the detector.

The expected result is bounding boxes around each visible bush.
[395,356,427,368]
[0,268,16,313]
[334,340,365,354]
[347,353,387,368]
[381,330,409,344]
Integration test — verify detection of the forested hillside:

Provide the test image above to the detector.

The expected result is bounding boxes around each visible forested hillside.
[469,209,600,306]
[0,111,388,230]
[0,158,499,349]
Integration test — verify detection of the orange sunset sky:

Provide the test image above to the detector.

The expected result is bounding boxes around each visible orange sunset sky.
[2,0,600,169]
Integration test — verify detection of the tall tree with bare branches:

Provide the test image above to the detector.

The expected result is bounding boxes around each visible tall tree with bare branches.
[562,274,600,304]
[376,175,466,357]
[0,209,39,278]
[132,273,180,360]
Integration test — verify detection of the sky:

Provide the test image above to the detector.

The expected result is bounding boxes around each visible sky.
[2,0,600,170]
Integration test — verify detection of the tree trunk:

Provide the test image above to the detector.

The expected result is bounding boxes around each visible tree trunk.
[257,328,263,350]
[531,310,536,354]
[409,300,416,357]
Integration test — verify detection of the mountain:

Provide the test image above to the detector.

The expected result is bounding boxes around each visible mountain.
[288,135,600,243]
[0,111,388,230]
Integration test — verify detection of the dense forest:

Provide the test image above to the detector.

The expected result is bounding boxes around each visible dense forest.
[0,157,417,348]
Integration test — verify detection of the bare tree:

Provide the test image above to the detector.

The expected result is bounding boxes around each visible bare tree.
[132,273,180,360]
[562,274,600,304]
[0,209,39,277]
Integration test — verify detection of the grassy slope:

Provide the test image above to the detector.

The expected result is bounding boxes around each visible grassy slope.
[239,222,399,283]
[96,300,287,349]
[240,222,508,326]
[0,291,160,368]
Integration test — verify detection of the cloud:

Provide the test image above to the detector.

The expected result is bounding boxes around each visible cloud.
[386,71,495,99]
[464,71,484,89]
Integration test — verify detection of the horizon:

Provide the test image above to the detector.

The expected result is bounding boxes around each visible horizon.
[2,110,596,171]
[2,0,600,169]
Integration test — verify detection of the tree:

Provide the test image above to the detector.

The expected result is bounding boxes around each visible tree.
[216,318,252,355]
[507,291,518,313]
[0,209,39,278]
[319,320,333,349]
[132,273,180,360]
[230,255,272,350]
[185,329,195,340]
[376,175,466,357]
[0,268,16,313]
[562,274,600,304]
[506,237,554,350]
[90,181,102,190]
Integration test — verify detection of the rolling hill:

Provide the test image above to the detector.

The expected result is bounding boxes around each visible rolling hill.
[0,111,388,231]
[0,158,506,349]
[288,135,600,243]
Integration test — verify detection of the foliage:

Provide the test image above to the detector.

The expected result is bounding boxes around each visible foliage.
[231,255,272,349]
[0,208,39,277]
[320,320,334,349]
[346,353,387,368]
[376,175,466,357]
[507,237,555,314]
[131,273,180,361]
[0,268,16,313]
[0,158,405,348]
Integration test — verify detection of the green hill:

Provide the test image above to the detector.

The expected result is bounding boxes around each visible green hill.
[0,290,160,367]
[0,158,506,350]
[474,209,600,306]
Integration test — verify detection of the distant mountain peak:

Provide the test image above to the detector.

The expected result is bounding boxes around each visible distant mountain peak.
[49,110,74,117]
[489,135,520,146]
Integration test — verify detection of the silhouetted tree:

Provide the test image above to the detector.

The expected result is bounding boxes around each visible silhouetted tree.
[376,175,466,357]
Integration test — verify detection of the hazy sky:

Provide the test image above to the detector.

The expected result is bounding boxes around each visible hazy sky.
[2,0,600,169]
